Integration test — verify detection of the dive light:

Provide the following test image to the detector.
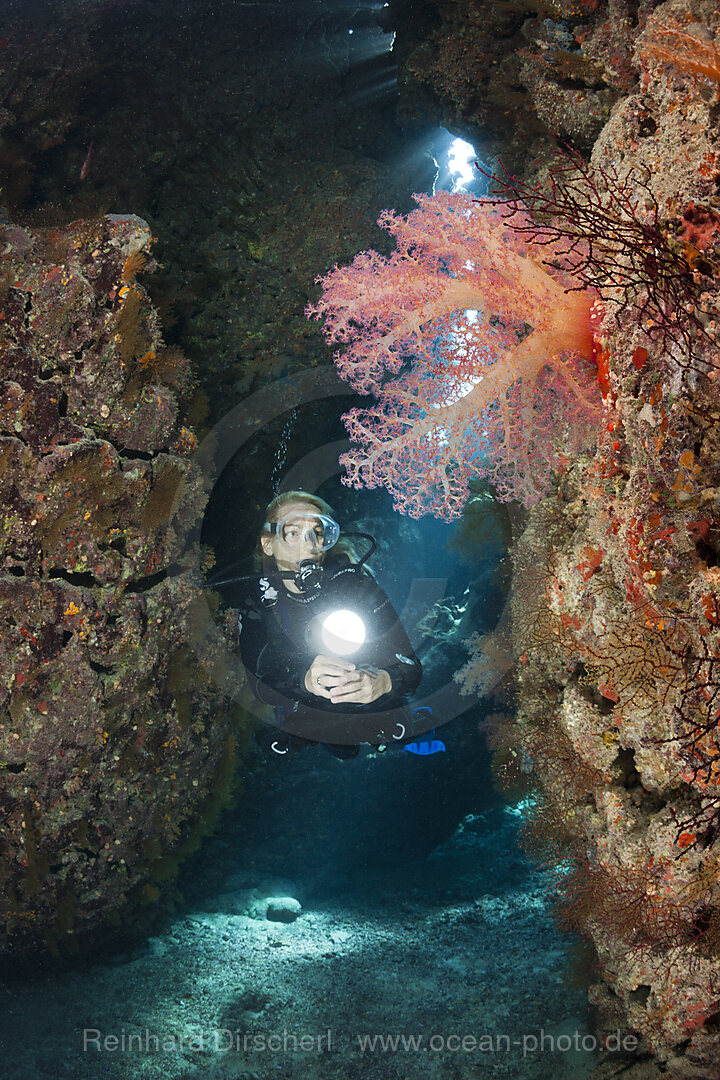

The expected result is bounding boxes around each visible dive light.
[321,609,366,656]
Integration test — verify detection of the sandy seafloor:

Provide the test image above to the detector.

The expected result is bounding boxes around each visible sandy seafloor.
[0,801,599,1080]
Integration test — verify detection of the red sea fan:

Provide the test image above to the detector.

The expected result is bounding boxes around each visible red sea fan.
[307,191,601,519]
[481,151,715,362]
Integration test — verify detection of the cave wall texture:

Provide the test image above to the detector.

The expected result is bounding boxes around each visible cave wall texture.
[394,0,720,1075]
[393,0,656,170]
[0,214,247,958]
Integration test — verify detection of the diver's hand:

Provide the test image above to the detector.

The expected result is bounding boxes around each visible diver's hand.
[304,654,357,699]
[327,666,392,705]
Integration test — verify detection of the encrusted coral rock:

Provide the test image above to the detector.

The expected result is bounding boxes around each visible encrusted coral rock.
[394,0,645,170]
[0,214,243,956]
[470,0,720,1072]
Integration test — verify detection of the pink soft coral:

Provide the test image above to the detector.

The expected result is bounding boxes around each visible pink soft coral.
[307,190,601,519]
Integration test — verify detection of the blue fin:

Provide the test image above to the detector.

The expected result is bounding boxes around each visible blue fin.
[404,738,446,755]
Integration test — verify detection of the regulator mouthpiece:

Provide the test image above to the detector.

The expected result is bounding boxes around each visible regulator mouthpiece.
[294,559,325,594]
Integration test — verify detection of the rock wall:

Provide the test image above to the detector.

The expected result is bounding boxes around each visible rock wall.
[0,214,245,957]
[392,0,720,1073]
[393,0,657,170]
[504,2,720,1075]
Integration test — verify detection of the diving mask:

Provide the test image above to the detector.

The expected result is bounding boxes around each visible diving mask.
[265,512,340,552]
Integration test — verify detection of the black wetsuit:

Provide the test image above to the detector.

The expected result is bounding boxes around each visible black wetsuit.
[237,553,422,749]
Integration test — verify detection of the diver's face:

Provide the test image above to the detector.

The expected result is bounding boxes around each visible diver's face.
[260,502,326,571]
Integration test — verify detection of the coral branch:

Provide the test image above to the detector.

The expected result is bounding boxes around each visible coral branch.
[308,190,601,518]
[479,150,715,364]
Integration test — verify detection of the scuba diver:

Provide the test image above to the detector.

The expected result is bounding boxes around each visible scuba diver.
[235,491,423,759]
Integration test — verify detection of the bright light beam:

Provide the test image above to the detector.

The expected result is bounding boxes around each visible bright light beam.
[448,138,477,192]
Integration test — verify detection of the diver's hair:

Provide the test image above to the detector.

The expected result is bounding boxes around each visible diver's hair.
[255,490,357,566]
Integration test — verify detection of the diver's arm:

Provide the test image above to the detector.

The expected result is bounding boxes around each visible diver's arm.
[238,600,309,702]
[382,651,421,697]
[236,602,265,674]
[362,576,422,697]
